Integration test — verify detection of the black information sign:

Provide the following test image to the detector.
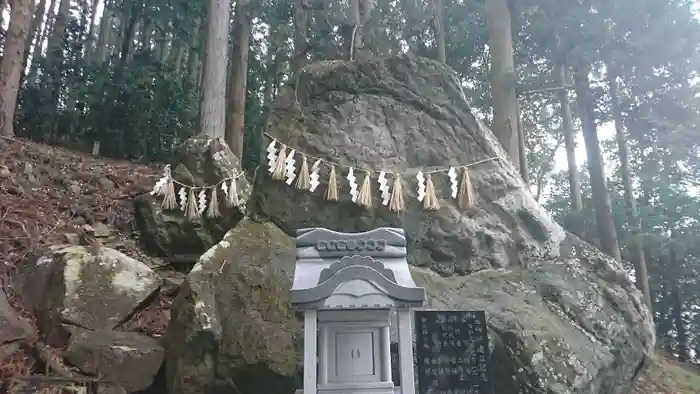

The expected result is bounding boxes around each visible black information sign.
[414,310,490,394]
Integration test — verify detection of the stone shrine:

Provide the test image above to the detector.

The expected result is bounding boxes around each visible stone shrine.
[289,227,426,394]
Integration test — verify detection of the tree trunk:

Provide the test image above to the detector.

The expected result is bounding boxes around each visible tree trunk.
[558,64,583,218]
[43,0,71,110]
[515,99,529,183]
[23,0,46,67]
[0,0,8,38]
[226,0,251,159]
[118,6,139,62]
[292,0,307,71]
[96,6,112,63]
[609,70,652,310]
[433,0,446,63]
[572,64,622,261]
[26,0,55,84]
[263,28,279,115]
[349,0,363,59]
[0,0,33,136]
[108,12,121,58]
[85,0,101,59]
[154,30,167,61]
[45,0,70,69]
[400,0,418,53]
[139,17,152,51]
[485,0,520,169]
[187,18,202,86]
[199,0,230,138]
[668,248,690,362]
[167,35,181,66]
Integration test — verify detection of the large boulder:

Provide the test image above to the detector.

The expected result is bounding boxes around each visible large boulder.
[164,217,300,394]
[251,55,654,393]
[134,137,251,257]
[409,238,652,393]
[254,56,564,275]
[12,245,160,345]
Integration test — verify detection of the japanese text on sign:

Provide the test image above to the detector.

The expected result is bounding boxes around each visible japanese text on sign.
[414,311,490,394]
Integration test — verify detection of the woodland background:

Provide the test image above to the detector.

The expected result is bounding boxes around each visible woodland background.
[0,0,699,364]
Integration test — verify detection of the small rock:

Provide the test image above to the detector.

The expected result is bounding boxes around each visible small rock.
[69,181,82,195]
[64,233,81,245]
[69,204,87,218]
[6,185,23,195]
[0,165,10,179]
[65,330,165,393]
[99,177,115,191]
[159,271,185,297]
[73,216,87,226]
[23,163,37,183]
[91,222,112,238]
[97,385,128,394]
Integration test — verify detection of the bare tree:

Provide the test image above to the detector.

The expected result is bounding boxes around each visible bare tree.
[1,0,33,136]
[573,63,622,261]
[199,0,230,138]
[226,0,252,159]
[485,0,520,170]
[610,67,652,308]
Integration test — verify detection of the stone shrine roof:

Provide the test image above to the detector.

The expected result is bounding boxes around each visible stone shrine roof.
[289,227,426,310]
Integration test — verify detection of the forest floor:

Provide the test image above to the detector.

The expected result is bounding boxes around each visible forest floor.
[632,353,700,393]
[0,135,698,393]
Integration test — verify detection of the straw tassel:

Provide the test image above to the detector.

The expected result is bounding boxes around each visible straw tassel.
[326,165,339,201]
[227,178,241,207]
[178,187,187,211]
[458,167,475,209]
[356,171,373,208]
[186,188,200,219]
[271,145,287,180]
[150,164,171,196]
[423,174,440,211]
[161,178,178,210]
[296,155,310,190]
[389,174,405,213]
[207,188,221,217]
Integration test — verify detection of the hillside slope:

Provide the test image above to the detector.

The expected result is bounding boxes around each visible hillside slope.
[0,136,697,393]
[633,354,700,394]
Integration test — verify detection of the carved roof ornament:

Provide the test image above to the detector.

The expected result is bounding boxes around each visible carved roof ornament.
[289,227,426,310]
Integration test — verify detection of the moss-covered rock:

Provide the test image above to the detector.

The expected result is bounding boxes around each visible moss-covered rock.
[133,137,250,257]
[65,330,164,392]
[164,217,300,394]
[409,235,654,393]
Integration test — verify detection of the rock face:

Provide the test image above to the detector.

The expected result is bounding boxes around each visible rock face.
[65,329,165,393]
[164,217,300,394]
[0,290,34,347]
[0,290,34,366]
[252,56,655,393]
[409,239,653,393]
[255,57,565,275]
[134,137,250,257]
[12,245,160,344]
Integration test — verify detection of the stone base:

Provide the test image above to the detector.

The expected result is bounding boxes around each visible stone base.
[296,387,401,394]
